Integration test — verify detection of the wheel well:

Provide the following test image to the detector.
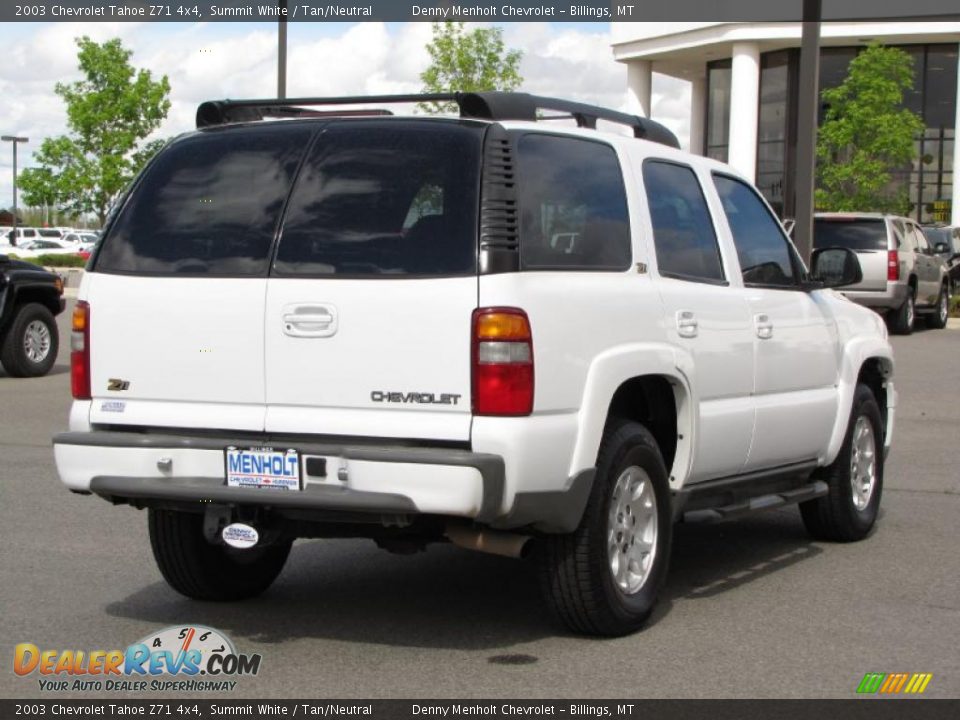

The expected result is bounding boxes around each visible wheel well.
[12,287,61,318]
[606,376,678,472]
[858,358,889,439]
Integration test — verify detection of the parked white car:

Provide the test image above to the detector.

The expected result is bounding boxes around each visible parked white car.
[9,239,77,258]
[54,92,895,636]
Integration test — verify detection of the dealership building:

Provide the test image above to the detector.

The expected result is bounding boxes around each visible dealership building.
[612,22,960,225]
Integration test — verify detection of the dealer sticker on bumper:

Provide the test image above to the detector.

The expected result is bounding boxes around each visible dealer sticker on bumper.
[225,446,301,491]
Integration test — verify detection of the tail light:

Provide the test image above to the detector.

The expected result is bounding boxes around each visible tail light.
[71,301,90,400]
[472,307,533,416]
[887,250,900,282]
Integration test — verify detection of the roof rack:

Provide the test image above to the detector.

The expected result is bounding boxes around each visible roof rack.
[195,92,680,149]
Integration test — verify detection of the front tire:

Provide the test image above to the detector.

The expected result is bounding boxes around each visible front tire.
[800,384,884,542]
[0,303,59,377]
[925,283,949,329]
[149,509,292,601]
[538,420,672,636]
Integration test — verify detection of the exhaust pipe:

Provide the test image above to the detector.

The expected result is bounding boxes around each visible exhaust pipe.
[445,524,531,559]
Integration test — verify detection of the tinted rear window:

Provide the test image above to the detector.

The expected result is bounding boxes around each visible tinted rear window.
[274,121,481,276]
[96,123,313,275]
[517,134,631,271]
[814,219,888,251]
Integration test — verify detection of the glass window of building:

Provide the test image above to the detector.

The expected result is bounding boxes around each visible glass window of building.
[706,60,731,163]
[757,51,791,217]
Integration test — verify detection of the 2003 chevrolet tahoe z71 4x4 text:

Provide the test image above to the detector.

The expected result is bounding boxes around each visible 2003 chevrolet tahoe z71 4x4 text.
[53,93,895,636]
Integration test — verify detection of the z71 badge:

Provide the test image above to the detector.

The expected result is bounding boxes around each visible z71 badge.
[107,378,130,391]
[370,391,461,406]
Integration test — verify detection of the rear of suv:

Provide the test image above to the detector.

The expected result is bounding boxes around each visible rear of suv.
[814,212,950,333]
[55,93,895,636]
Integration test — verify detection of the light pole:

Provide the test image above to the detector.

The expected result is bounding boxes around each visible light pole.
[2,135,29,247]
[278,0,288,99]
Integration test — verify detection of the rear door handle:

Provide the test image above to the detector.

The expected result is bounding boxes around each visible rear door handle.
[282,304,338,338]
[676,310,698,338]
[755,313,773,340]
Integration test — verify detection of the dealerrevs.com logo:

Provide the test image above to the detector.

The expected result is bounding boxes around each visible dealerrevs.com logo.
[14,625,261,693]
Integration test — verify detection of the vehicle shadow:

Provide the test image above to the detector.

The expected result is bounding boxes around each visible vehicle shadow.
[105,508,823,650]
[0,363,70,379]
[664,508,822,601]
[105,540,554,651]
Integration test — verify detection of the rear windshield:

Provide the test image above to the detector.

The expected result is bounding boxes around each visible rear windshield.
[96,123,313,275]
[273,121,481,277]
[814,219,888,251]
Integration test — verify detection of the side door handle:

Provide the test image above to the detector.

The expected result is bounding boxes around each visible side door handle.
[755,313,773,340]
[282,304,338,338]
[676,310,698,338]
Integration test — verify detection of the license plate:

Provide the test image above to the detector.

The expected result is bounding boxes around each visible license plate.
[225,446,301,491]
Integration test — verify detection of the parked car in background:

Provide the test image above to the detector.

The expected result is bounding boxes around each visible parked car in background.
[5,228,40,247]
[8,239,78,259]
[922,225,960,295]
[0,253,65,376]
[37,228,65,240]
[76,238,101,262]
[814,212,950,334]
[63,231,99,246]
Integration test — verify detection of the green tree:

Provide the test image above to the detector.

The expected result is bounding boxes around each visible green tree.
[19,36,170,225]
[815,44,924,215]
[419,22,523,114]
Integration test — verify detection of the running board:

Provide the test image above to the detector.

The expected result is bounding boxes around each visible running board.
[682,480,828,523]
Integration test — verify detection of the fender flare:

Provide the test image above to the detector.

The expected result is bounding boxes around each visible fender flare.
[568,342,696,488]
[823,336,894,466]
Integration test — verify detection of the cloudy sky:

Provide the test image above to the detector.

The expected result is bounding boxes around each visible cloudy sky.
[0,21,691,218]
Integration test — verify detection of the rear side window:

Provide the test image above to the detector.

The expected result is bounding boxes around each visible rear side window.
[274,121,481,276]
[97,123,313,275]
[517,134,631,271]
[813,219,888,251]
[713,174,796,287]
[643,160,725,283]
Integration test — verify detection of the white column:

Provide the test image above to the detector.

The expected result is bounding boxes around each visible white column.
[627,60,652,118]
[952,43,960,225]
[728,42,760,181]
[689,75,707,155]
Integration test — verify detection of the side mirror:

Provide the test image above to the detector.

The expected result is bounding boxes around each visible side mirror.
[934,242,949,254]
[810,247,863,289]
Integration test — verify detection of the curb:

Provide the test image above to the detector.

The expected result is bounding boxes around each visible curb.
[947,318,960,330]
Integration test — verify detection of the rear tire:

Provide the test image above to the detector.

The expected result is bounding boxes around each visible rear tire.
[149,509,291,600]
[925,283,949,329]
[538,420,672,636]
[888,290,914,335]
[0,303,59,377]
[800,384,883,542]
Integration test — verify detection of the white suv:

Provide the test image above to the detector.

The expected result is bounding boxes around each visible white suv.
[54,93,895,636]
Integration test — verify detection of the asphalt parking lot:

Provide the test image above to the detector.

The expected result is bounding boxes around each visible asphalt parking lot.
[1,301,958,699]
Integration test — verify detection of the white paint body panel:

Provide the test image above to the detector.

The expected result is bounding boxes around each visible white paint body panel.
[264,277,475,441]
[85,274,268,431]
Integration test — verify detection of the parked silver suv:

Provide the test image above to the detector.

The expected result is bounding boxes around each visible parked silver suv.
[814,213,950,334]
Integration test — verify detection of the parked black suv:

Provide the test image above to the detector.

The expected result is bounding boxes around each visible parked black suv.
[0,254,65,377]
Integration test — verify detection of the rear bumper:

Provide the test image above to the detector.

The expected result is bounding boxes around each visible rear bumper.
[840,282,908,310]
[53,431,503,522]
